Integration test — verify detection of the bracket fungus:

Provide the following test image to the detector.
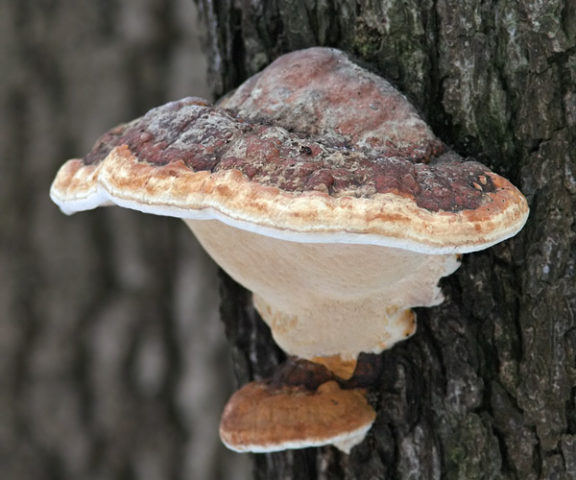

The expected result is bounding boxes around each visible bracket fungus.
[50,47,529,453]
[219,358,377,453]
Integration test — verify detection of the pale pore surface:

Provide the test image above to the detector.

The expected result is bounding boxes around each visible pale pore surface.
[185,220,460,360]
[222,420,372,454]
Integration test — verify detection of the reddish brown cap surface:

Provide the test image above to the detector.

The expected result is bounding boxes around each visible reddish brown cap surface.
[219,380,376,453]
[220,47,444,161]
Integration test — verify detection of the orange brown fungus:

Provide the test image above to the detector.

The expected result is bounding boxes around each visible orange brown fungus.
[50,47,529,454]
[219,381,376,453]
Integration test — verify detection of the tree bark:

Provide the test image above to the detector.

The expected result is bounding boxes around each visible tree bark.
[196,1,576,478]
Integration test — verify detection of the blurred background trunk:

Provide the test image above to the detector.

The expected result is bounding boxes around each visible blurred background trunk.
[0,1,249,479]
[1,0,575,479]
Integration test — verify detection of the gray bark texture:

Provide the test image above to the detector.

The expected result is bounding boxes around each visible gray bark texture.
[194,0,576,479]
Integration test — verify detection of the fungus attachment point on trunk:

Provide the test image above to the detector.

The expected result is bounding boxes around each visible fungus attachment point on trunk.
[50,47,529,453]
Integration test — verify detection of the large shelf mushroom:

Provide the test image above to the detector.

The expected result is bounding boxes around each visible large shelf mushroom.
[50,47,529,453]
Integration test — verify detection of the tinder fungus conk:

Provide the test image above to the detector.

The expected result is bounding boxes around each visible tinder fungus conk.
[51,47,529,453]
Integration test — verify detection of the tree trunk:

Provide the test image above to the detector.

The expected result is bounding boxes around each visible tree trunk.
[195,1,576,478]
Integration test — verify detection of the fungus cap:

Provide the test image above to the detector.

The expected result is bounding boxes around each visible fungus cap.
[50,88,528,254]
[219,380,376,453]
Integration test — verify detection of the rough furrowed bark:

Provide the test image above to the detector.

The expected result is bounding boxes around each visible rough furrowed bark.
[196,0,576,478]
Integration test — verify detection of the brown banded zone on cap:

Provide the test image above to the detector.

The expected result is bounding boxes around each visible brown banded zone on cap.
[50,98,529,254]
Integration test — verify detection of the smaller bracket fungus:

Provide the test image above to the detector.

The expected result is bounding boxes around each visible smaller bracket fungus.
[220,380,376,454]
[50,47,529,453]
[220,357,376,453]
